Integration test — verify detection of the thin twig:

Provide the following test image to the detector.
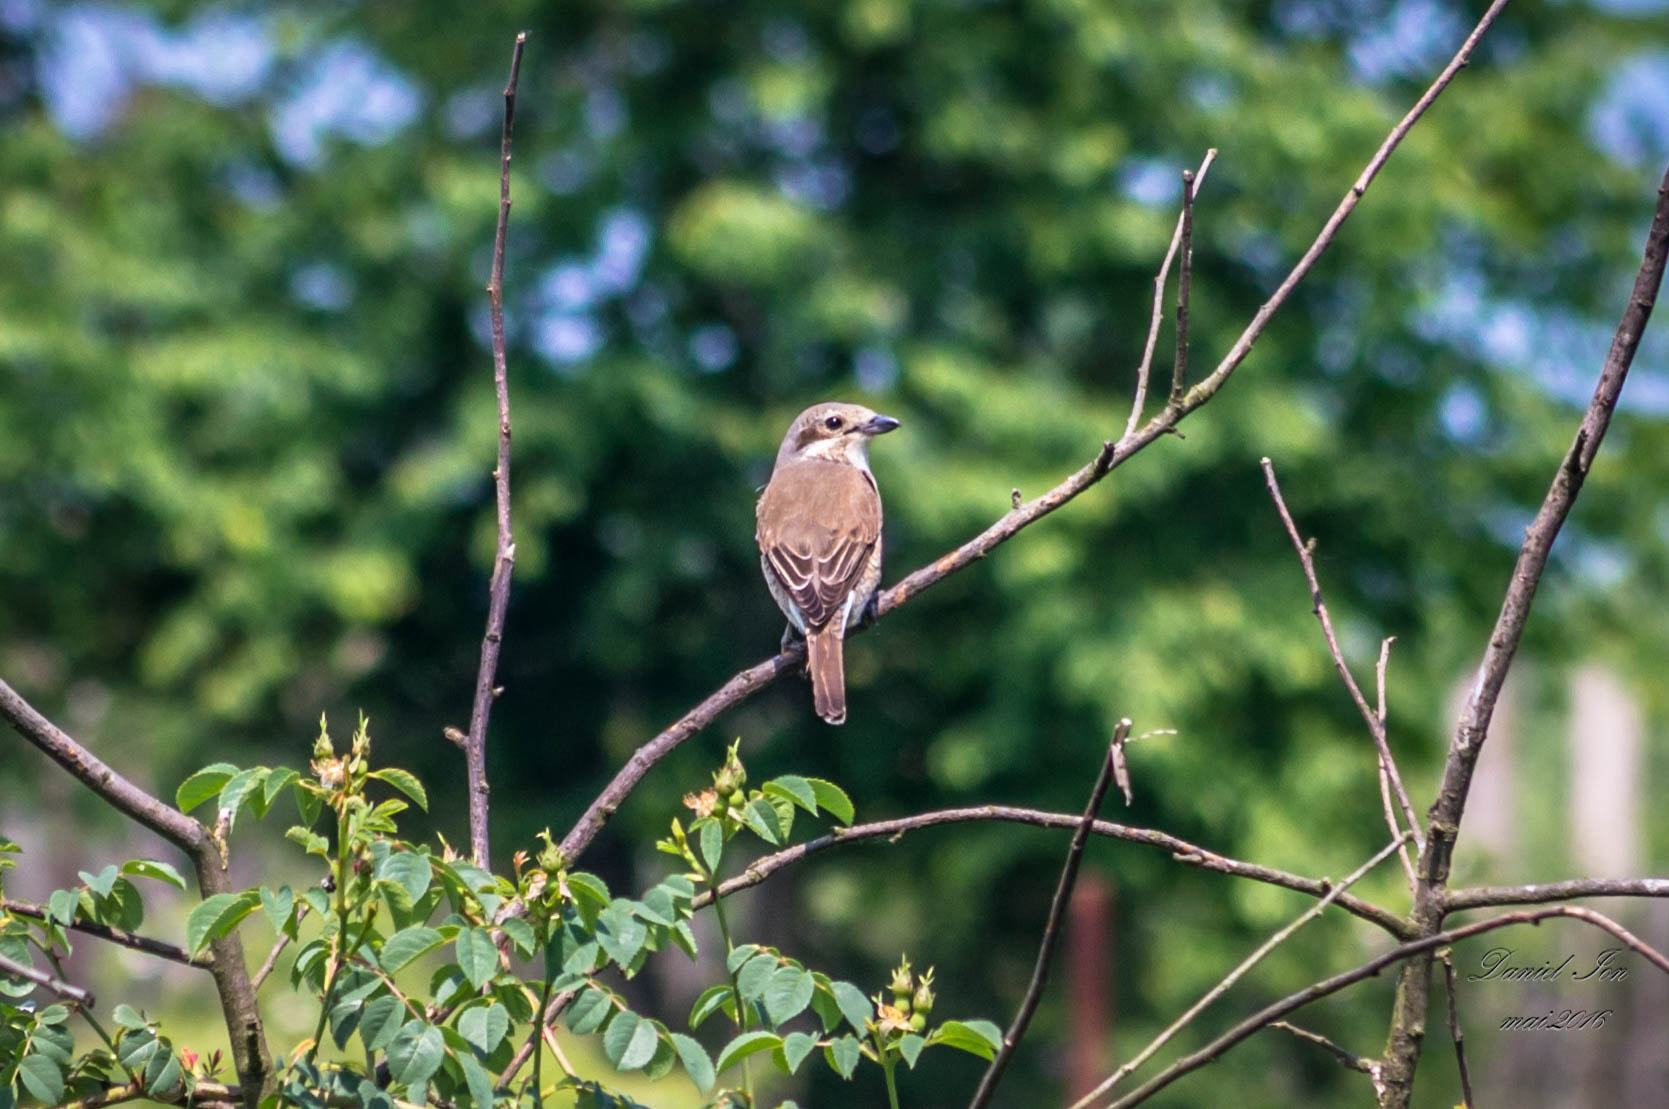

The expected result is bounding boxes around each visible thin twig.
[1168,168,1199,405]
[1070,832,1410,1109]
[1262,457,1422,868]
[560,0,1486,863]
[969,727,1125,1109]
[499,986,579,1087]
[694,803,1412,938]
[65,1082,240,1109]
[250,903,309,991]
[1127,149,1218,437]
[1438,950,1475,1108]
[1270,1021,1378,1075]
[464,30,528,869]
[1446,876,1669,912]
[0,950,94,1004]
[1104,904,1668,1109]
[3,898,210,970]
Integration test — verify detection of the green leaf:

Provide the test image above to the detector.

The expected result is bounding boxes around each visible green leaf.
[261,886,294,935]
[830,981,873,1033]
[457,1002,509,1055]
[121,859,187,891]
[636,886,676,926]
[669,1032,715,1092]
[565,871,611,913]
[111,1004,147,1031]
[78,865,118,898]
[825,1035,861,1079]
[380,926,444,973]
[741,798,783,845]
[458,1053,493,1109]
[47,888,77,926]
[805,778,854,825]
[185,890,261,955]
[699,820,723,872]
[360,994,406,1052]
[763,966,814,1026]
[715,1030,781,1075]
[34,1004,68,1025]
[810,975,842,1031]
[260,767,300,814]
[725,944,760,975]
[376,851,431,903]
[17,1054,63,1105]
[898,1033,926,1068]
[565,985,613,1036]
[736,953,778,1001]
[689,984,734,1028]
[595,903,648,970]
[777,1030,817,1074]
[175,763,238,813]
[217,767,265,830]
[932,1019,1004,1060]
[454,928,498,991]
[387,1022,445,1090]
[146,1050,183,1096]
[284,825,329,855]
[369,768,428,811]
[602,1011,659,1071]
[498,916,535,958]
[762,775,818,813]
[293,782,322,827]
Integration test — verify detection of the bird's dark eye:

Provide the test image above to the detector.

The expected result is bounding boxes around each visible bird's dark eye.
[823,415,843,430]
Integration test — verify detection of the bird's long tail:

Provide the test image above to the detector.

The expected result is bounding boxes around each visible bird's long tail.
[806,623,847,726]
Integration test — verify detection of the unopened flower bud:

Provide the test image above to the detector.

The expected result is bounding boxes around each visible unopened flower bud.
[912,967,936,1016]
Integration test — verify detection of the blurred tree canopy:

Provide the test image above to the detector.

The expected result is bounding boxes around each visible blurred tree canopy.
[2,0,1668,1103]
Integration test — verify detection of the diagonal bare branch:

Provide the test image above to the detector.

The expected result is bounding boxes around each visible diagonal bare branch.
[0,949,95,1005]
[1270,1021,1379,1076]
[3,898,209,970]
[969,730,1124,1108]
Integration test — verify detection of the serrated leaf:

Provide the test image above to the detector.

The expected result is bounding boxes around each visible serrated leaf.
[386,1022,444,1089]
[17,1054,63,1104]
[636,886,676,926]
[669,1032,715,1092]
[932,1019,1004,1060]
[121,859,187,891]
[457,1002,509,1055]
[736,953,777,1001]
[810,976,842,1031]
[725,944,760,975]
[293,781,322,826]
[369,768,428,811]
[778,1030,817,1074]
[261,886,294,936]
[762,775,818,813]
[763,966,814,1026]
[175,764,238,813]
[380,926,444,973]
[146,1051,183,1096]
[35,1004,68,1025]
[805,778,854,825]
[565,871,611,911]
[830,981,872,1034]
[112,1004,147,1031]
[603,1011,659,1071]
[499,916,535,958]
[741,798,783,845]
[459,1053,493,1109]
[217,767,264,831]
[595,903,647,971]
[565,985,613,1036]
[377,851,431,903]
[715,1030,781,1075]
[185,890,261,955]
[284,825,329,855]
[898,1033,926,1068]
[699,820,723,872]
[689,984,734,1029]
[360,994,406,1052]
[78,865,118,898]
[47,888,76,926]
[261,767,300,814]
[825,1035,861,1079]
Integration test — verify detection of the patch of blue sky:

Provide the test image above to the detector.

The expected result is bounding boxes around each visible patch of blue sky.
[270,39,422,166]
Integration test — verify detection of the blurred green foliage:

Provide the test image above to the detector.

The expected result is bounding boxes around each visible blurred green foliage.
[2,0,1668,1103]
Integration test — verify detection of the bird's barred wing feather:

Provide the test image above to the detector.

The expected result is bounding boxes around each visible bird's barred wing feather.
[757,461,880,629]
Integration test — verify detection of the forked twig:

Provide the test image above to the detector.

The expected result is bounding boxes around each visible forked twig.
[968,726,1126,1108]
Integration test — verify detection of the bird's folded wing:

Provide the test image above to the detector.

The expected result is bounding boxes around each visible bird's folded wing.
[757,462,879,629]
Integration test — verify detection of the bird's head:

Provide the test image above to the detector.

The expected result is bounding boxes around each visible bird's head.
[776,402,901,470]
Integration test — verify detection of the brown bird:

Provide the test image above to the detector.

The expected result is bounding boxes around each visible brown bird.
[756,402,900,724]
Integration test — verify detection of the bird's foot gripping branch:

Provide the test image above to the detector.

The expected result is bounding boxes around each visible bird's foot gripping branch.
[0,725,999,1109]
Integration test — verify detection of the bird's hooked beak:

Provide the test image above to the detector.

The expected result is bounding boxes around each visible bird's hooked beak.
[860,414,901,436]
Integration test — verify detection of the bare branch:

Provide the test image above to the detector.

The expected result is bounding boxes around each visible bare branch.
[66,1082,240,1109]
[1383,159,1669,1107]
[969,729,1124,1109]
[1070,833,1410,1109]
[1127,149,1218,437]
[1262,457,1422,866]
[1270,1021,1378,1075]
[694,803,1412,938]
[464,30,528,869]
[1447,876,1669,912]
[0,949,94,1005]
[500,987,579,1087]
[559,0,1502,866]
[1438,950,1475,1108]
[1105,905,1668,1109]
[1168,168,1199,406]
[2,898,209,970]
